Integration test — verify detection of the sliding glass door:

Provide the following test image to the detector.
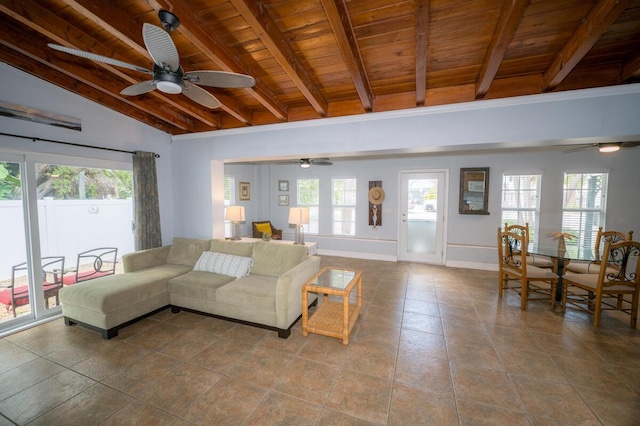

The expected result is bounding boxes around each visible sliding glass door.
[0,153,134,334]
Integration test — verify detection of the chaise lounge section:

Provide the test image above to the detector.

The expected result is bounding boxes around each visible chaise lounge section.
[59,237,320,339]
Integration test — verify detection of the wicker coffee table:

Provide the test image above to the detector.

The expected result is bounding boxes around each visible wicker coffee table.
[302,267,362,345]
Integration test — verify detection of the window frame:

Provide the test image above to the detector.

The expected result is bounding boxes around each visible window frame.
[501,174,542,249]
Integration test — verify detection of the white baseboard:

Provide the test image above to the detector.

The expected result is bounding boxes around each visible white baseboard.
[446,260,498,271]
[317,249,398,262]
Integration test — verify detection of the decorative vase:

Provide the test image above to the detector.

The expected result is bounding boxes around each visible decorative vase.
[557,236,566,256]
[262,233,272,242]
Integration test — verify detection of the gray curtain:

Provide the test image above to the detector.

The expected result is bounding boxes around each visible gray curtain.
[133,151,162,250]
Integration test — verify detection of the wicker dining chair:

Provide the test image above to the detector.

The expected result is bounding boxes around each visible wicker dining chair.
[497,226,559,310]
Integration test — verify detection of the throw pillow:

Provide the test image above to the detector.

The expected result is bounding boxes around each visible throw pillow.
[193,251,253,279]
[255,222,272,235]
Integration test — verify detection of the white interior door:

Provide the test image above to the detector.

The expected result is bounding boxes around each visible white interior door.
[399,171,446,263]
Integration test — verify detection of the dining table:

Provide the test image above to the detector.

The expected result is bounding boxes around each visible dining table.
[528,245,595,301]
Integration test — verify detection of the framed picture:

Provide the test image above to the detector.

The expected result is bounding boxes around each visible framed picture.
[278,195,289,206]
[459,167,490,215]
[278,180,289,191]
[239,182,251,200]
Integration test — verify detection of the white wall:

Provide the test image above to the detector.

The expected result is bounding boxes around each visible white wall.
[0,62,175,246]
[174,84,640,266]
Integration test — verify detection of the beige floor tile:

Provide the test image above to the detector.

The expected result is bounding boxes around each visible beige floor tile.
[227,346,294,387]
[123,322,184,350]
[388,382,458,425]
[180,376,266,426]
[456,398,530,426]
[192,315,237,335]
[161,310,208,328]
[510,375,600,425]
[531,331,602,361]
[398,329,447,360]
[100,399,176,426]
[222,323,270,345]
[187,336,253,373]
[486,325,544,352]
[403,299,440,317]
[101,351,182,396]
[394,350,453,393]
[69,341,149,381]
[343,340,398,380]
[0,342,39,373]
[575,386,640,426]
[297,334,350,366]
[138,363,222,416]
[244,391,321,425]
[326,370,392,424]
[496,347,568,384]
[0,357,65,401]
[450,364,523,411]
[272,357,339,405]
[154,328,217,361]
[257,326,310,354]
[0,369,95,425]
[401,311,443,335]
[316,408,378,425]
[447,341,505,371]
[27,383,131,426]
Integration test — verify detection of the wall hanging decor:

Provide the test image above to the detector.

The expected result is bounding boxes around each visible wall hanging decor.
[459,168,489,215]
[239,182,251,200]
[368,181,384,228]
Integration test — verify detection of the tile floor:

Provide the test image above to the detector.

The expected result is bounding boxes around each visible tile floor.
[0,256,639,425]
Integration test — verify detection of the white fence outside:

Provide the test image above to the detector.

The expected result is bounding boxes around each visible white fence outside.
[1,197,135,280]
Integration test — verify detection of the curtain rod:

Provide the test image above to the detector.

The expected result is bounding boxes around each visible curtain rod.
[0,132,160,158]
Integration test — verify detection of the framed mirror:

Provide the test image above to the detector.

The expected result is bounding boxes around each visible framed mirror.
[459,167,490,215]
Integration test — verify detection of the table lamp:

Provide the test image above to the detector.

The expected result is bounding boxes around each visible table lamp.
[225,206,245,240]
[288,207,309,245]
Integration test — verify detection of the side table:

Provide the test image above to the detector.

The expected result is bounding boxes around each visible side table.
[302,267,362,345]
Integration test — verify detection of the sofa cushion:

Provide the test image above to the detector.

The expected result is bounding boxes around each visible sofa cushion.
[166,237,211,266]
[209,239,255,257]
[216,274,278,311]
[250,241,307,277]
[193,251,253,278]
[168,271,235,301]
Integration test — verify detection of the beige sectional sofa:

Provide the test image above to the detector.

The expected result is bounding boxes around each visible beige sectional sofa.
[59,237,321,339]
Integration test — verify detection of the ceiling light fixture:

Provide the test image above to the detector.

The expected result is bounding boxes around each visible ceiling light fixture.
[156,80,182,94]
[598,143,621,153]
[300,159,311,168]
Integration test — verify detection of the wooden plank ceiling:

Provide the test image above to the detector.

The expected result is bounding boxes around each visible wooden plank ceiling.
[1,0,639,135]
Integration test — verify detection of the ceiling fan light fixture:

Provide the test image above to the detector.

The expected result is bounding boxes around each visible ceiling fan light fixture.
[598,143,621,153]
[300,159,311,168]
[156,80,182,94]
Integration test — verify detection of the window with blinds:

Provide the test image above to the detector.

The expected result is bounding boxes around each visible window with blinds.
[332,178,356,236]
[501,174,542,249]
[297,178,319,234]
[562,172,608,258]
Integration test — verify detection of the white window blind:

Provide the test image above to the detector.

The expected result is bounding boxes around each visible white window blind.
[297,178,319,234]
[224,176,235,238]
[562,172,608,258]
[332,178,356,236]
[501,174,542,249]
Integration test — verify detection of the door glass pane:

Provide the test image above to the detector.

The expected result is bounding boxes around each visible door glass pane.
[35,164,133,289]
[407,178,438,254]
[0,160,32,323]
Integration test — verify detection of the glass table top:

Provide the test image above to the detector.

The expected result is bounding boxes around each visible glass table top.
[308,268,358,290]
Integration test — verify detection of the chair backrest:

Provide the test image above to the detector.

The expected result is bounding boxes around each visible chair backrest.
[597,239,640,290]
[504,222,530,248]
[8,256,65,305]
[41,256,65,284]
[497,226,529,274]
[593,227,634,261]
[75,247,118,283]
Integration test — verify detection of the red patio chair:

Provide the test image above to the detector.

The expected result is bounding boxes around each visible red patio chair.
[62,247,118,285]
[0,256,65,317]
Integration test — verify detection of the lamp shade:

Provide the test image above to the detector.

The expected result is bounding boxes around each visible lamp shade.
[288,207,309,225]
[225,205,245,222]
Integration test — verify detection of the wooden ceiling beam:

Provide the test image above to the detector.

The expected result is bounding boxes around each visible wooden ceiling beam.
[56,0,224,128]
[320,0,374,112]
[475,0,530,99]
[622,51,640,81]
[543,0,632,91]
[415,0,429,107]
[0,0,215,130]
[230,0,328,116]
[149,0,286,122]
[0,23,200,132]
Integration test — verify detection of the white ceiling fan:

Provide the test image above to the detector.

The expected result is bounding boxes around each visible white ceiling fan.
[563,141,640,153]
[47,10,255,109]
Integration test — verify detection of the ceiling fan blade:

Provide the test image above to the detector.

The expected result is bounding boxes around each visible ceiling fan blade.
[312,160,333,166]
[621,141,640,148]
[48,44,151,74]
[142,23,180,72]
[120,80,156,96]
[562,144,596,153]
[185,70,255,88]
[183,81,221,109]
